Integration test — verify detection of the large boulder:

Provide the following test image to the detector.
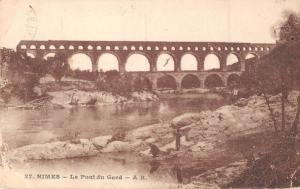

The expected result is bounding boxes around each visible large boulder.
[171,113,201,128]
[126,123,172,142]
[91,135,111,149]
[10,139,98,162]
[48,90,128,107]
[234,98,248,107]
[131,91,159,102]
[95,92,127,104]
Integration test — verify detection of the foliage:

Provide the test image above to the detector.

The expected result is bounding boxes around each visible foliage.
[3,51,50,101]
[47,53,70,82]
[66,68,152,95]
[239,72,257,92]
[70,69,98,81]
[230,11,300,188]
[133,75,152,91]
[96,70,133,96]
[3,49,154,97]
[240,11,300,133]
[157,75,177,89]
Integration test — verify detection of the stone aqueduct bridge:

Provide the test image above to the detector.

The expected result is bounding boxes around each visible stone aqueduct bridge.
[17,40,275,89]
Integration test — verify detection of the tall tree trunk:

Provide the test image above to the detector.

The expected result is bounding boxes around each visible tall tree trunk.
[0,63,3,78]
[281,83,286,131]
[286,95,300,187]
[290,95,300,136]
[289,166,300,187]
[262,91,278,133]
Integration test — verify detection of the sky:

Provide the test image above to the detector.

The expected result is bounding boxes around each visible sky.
[0,0,299,71]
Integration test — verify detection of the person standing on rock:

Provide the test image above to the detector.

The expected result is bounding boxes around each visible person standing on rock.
[232,81,240,101]
[148,143,160,157]
[174,128,182,151]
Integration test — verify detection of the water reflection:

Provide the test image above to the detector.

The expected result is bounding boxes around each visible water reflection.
[148,159,186,184]
[149,160,160,174]
[173,164,183,183]
[12,152,181,188]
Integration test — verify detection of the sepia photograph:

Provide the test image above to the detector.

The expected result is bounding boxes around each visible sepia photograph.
[1,0,300,188]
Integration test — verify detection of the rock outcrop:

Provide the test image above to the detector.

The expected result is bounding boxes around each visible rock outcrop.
[47,90,158,108]
[10,139,99,162]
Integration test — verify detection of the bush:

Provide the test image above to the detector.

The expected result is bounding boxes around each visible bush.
[95,71,133,96]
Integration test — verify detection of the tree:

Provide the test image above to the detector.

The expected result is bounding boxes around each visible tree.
[7,51,28,74]
[29,56,49,78]
[256,12,300,132]
[48,53,70,82]
[240,12,300,134]
[95,70,133,96]
[2,50,51,101]
[0,48,13,78]
[133,75,144,92]
[229,11,300,188]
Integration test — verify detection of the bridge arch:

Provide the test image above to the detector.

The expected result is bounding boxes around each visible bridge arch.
[227,73,241,87]
[226,53,241,71]
[26,52,35,58]
[180,53,198,71]
[157,74,177,90]
[181,74,200,89]
[30,45,36,49]
[204,53,221,71]
[245,53,259,60]
[97,53,119,72]
[67,53,93,71]
[245,53,259,73]
[59,45,65,50]
[39,45,46,50]
[204,74,224,88]
[68,45,75,50]
[43,53,56,60]
[125,53,150,72]
[49,45,56,50]
[156,53,175,71]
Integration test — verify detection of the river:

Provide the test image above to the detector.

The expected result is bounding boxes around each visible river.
[0,93,229,187]
[1,93,228,149]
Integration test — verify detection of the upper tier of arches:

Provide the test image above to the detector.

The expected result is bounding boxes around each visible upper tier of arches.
[18,41,274,72]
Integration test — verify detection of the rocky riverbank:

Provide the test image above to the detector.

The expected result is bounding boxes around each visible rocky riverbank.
[7,91,300,187]
[0,78,159,109]
[41,78,159,106]
[47,90,159,108]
